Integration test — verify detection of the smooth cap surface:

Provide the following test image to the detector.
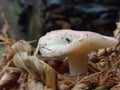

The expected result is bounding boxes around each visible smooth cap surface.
[38,30,118,57]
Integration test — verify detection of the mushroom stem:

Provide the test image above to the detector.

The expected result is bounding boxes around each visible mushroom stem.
[68,53,88,76]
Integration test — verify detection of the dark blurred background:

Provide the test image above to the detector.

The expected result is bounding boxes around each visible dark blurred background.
[0,0,120,40]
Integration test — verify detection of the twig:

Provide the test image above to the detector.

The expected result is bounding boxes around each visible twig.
[76,71,103,85]
[1,13,9,38]
[99,59,120,85]
[34,44,40,56]
[27,40,37,44]
[0,60,12,78]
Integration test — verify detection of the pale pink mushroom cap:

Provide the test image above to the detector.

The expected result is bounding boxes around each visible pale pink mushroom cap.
[38,30,118,57]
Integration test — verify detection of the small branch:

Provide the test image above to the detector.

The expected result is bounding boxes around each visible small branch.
[99,59,120,85]
[34,44,40,56]
[76,71,103,85]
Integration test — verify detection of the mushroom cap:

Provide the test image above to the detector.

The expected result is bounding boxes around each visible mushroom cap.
[38,30,118,57]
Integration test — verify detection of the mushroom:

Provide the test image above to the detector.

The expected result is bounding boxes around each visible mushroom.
[35,30,118,76]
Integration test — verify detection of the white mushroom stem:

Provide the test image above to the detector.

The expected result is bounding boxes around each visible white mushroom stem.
[68,52,88,76]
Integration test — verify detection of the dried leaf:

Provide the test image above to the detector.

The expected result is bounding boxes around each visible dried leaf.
[0,69,21,89]
[23,56,58,90]
[28,77,44,90]
[0,13,16,46]
[11,40,31,53]
[23,56,44,82]
[72,83,89,90]
[44,86,54,90]
[43,60,58,90]
[59,80,73,90]
[111,83,120,90]
[13,52,28,70]
[95,82,116,90]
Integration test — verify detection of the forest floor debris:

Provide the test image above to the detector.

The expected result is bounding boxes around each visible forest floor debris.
[0,14,120,90]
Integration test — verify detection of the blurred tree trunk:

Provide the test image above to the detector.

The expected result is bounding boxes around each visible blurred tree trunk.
[0,0,45,40]
[28,0,45,40]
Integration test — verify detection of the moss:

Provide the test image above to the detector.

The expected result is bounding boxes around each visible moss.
[0,45,5,59]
